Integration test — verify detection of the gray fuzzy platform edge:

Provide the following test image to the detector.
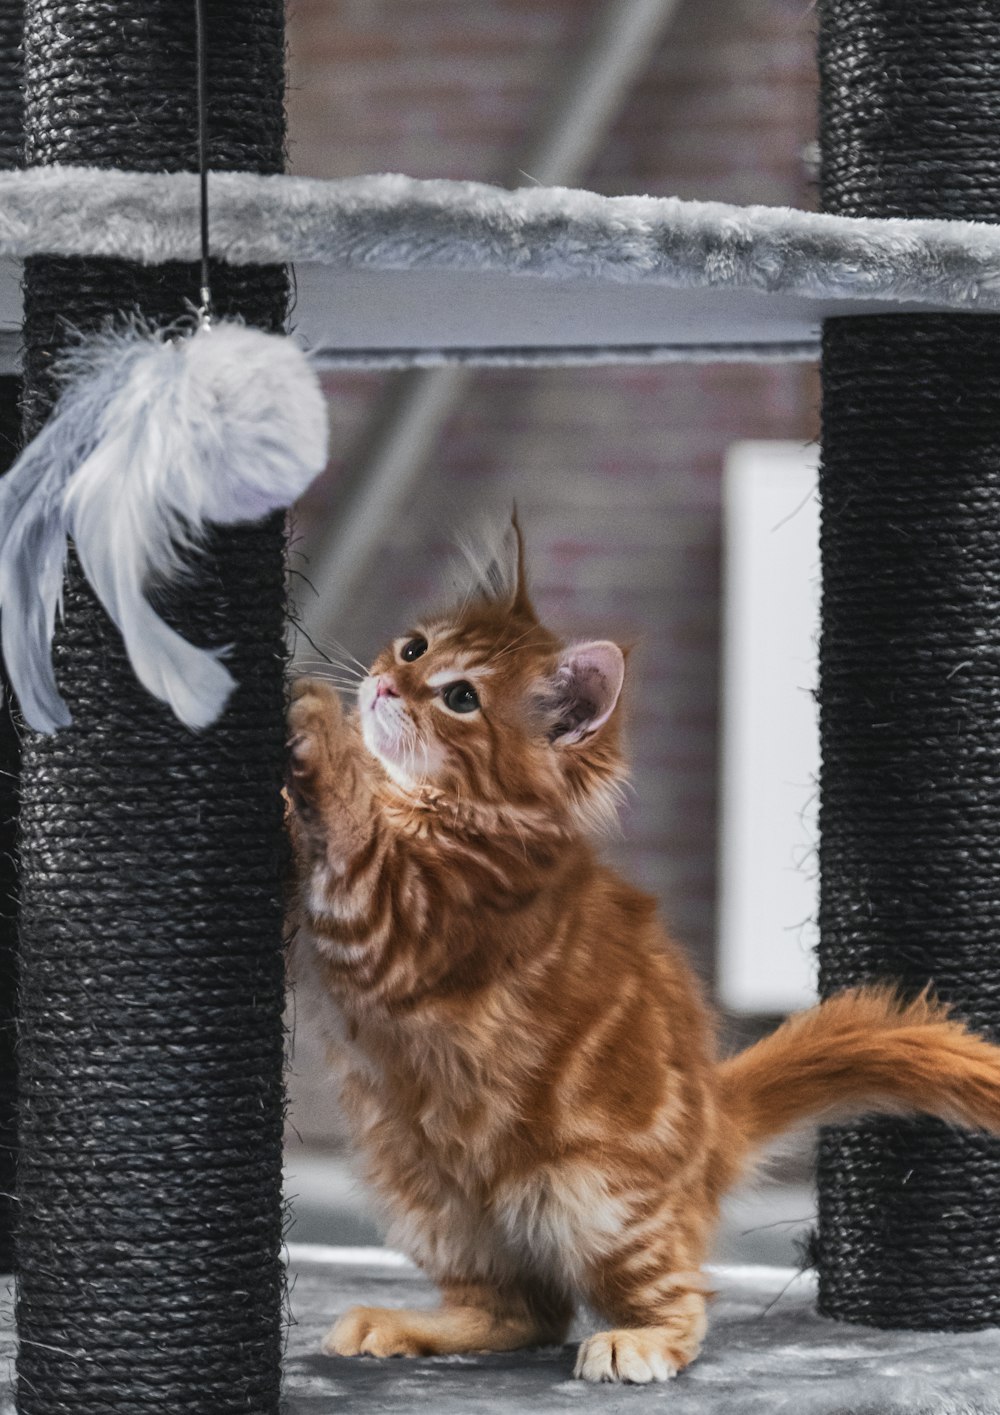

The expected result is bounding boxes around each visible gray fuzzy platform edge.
[1,166,1000,315]
[3,1251,998,1414]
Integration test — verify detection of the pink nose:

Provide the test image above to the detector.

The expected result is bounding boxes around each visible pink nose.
[376,675,399,699]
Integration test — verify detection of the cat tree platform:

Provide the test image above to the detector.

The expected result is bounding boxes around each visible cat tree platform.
[4,1248,996,1414]
[0,167,1000,370]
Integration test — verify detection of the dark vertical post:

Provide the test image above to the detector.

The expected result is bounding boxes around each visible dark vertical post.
[816,0,1000,1327]
[14,4,289,1412]
[0,0,20,169]
[0,375,20,1280]
[0,0,21,1279]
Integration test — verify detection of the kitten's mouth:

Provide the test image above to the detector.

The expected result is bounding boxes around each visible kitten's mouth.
[360,677,444,788]
[360,679,419,781]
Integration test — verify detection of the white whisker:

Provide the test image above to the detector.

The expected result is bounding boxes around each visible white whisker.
[299,656,366,682]
[317,635,370,677]
[292,667,362,692]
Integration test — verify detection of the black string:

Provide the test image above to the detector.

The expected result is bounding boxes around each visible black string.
[194,0,212,320]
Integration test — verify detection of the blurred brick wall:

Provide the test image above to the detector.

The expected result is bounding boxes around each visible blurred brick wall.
[286,0,820,1144]
[288,0,595,183]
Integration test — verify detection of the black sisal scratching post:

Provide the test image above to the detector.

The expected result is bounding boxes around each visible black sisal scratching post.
[14,4,289,1412]
[0,372,21,1280]
[0,370,20,1280]
[0,0,22,1279]
[816,0,1000,1328]
[0,0,20,171]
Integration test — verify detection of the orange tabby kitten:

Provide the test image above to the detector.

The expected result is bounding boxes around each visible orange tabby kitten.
[286,523,1000,1384]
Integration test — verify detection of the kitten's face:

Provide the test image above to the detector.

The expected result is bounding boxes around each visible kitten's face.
[359,603,560,799]
[357,530,626,824]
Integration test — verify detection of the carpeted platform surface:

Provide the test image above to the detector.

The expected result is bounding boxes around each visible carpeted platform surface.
[3,1249,1000,1412]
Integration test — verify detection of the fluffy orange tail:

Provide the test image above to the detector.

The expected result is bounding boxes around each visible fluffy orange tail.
[718,985,1000,1152]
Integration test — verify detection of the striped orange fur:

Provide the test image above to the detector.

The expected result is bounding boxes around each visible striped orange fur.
[286,524,1000,1384]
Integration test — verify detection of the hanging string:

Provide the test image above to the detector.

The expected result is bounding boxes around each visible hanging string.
[194,0,213,323]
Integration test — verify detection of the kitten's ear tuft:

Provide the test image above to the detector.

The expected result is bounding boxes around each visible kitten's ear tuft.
[504,508,533,616]
[459,508,532,615]
[549,641,625,745]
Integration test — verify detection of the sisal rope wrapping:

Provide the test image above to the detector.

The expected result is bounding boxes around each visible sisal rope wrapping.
[0,0,22,1279]
[816,0,1000,1328]
[14,3,289,1410]
[0,373,20,1279]
[0,0,19,172]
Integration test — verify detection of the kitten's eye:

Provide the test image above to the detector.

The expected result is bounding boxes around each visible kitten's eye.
[442,681,480,714]
[400,636,428,662]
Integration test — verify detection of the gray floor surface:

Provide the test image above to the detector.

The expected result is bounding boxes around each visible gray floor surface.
[282,1250,1000,1414]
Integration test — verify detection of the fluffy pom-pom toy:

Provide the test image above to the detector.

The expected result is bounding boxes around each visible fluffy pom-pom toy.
[0,319,328,733]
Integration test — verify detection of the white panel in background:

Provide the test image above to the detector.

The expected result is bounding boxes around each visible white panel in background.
[718,441,820,1015]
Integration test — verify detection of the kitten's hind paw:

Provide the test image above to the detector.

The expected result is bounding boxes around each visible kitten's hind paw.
[323,1301,557,1359]
[574,1329,680,1384]
[324,1306,425,1359]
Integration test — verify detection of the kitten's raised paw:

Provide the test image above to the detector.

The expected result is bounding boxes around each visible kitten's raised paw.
[287,678,342,779]
[323,1306,425,1359]
[289,677,342,737]
[574,1329,680,1384]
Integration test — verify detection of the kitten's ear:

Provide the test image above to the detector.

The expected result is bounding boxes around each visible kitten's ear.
[549,641,625,746]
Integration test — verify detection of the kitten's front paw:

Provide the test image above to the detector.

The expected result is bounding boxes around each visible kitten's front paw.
[574,1330,679,1384]
[286,679,342,799]
[323,1306,424,1359]
[289,677,342,746]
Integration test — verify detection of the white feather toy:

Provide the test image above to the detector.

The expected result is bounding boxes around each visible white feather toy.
[0,319,328,732]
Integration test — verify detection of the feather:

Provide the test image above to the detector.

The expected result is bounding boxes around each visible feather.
[0,319,328,732]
